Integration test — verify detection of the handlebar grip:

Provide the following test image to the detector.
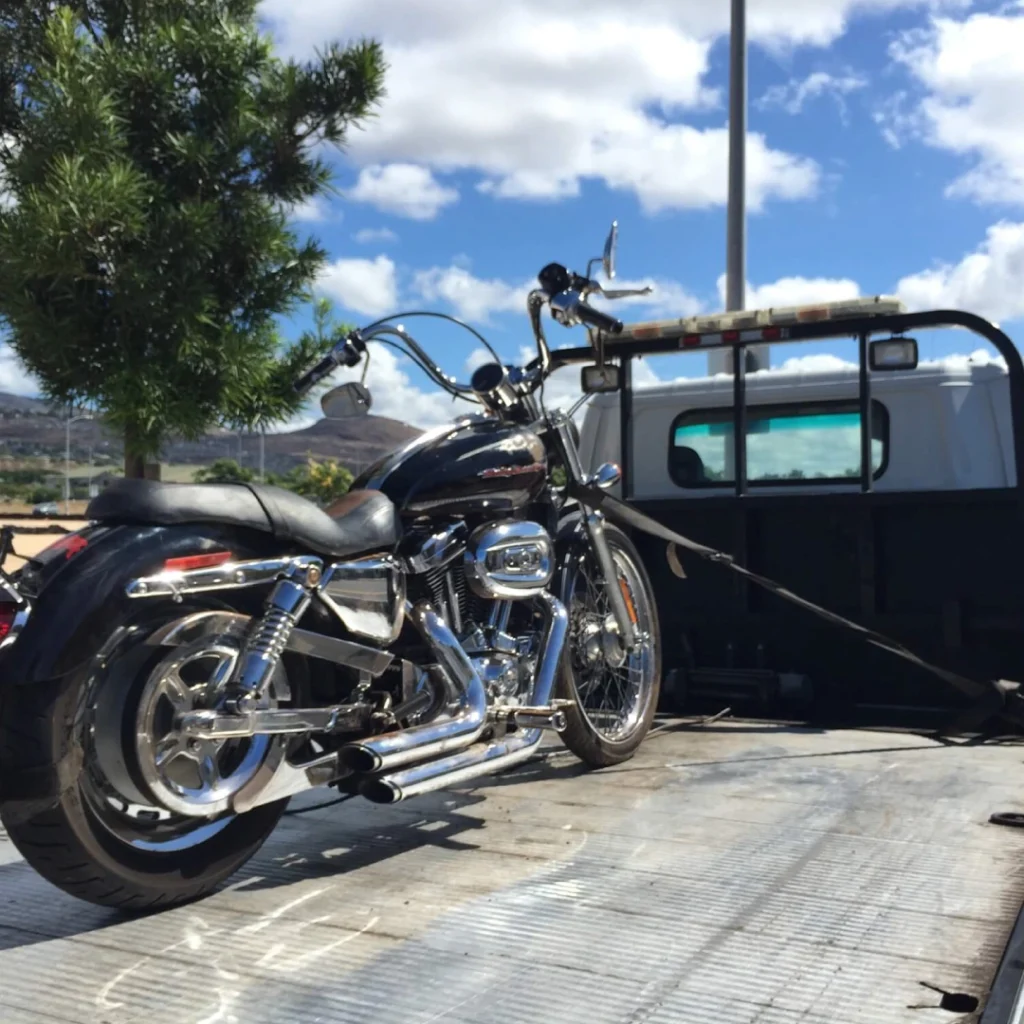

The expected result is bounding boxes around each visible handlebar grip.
[576,302,624,336]
[293,353,338,395]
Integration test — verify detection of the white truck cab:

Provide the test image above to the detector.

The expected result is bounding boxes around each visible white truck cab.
[579,355,1015,499]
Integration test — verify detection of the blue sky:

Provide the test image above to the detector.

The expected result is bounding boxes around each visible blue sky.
[4,0,1024,429]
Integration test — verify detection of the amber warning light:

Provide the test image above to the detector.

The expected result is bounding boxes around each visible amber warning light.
[621,296,907,347]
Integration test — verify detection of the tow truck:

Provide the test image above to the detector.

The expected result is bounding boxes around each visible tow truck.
[1,297,1024,1024]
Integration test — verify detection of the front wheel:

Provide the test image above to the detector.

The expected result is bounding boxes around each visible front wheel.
[554,516,662,767]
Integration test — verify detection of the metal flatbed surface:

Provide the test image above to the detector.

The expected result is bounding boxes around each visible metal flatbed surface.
[2,719,1023,1024]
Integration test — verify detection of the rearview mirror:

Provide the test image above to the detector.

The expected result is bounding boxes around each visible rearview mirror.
[581,365,621,393]
[870,337,918,372]
[321,382,372,419]
[602,221,618,281]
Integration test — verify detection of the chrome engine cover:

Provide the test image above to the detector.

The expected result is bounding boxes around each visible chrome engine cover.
[464,520,554,600]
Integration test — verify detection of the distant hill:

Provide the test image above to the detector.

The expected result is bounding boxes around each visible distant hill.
[0,390,423,475]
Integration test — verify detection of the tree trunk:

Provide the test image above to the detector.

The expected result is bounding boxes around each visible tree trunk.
[123,423,148,479]
[124,448,145,479]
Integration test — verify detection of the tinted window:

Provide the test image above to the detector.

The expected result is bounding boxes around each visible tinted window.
[669,400,889,488]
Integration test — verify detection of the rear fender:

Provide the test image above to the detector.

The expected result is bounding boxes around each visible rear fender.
[3,523,287,686]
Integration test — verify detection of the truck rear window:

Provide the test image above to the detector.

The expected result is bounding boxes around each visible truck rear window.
[668,399,890,488]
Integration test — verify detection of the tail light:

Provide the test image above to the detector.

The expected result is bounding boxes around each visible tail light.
[0,604,15,642]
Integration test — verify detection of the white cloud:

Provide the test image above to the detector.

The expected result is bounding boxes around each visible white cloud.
[0,343,37,396]
[715,274,861,309]
[316,255,398,317]
[346,164,459,220]
[260,1,831,214]
[412,265,534,324]
[890,9,1024,204]
[332,344,458,429]
[287,195,335,223]
[896,220,1024,322]
[354,227,398,244]
[758,71,867,117]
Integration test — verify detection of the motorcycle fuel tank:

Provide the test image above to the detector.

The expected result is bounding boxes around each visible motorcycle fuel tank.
[356,417,548,517]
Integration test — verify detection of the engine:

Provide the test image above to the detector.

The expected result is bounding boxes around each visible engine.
[406,518,553,704]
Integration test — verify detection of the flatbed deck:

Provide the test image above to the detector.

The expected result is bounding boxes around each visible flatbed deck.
[1,719,1023,1024]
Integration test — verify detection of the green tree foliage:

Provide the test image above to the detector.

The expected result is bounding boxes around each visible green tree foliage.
[269,457,353,507]
[0,2,386,476]
[193,454,352,506]
[193,458,254,484]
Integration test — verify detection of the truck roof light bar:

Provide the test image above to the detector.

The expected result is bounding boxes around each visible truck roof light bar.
[621,296,907,347]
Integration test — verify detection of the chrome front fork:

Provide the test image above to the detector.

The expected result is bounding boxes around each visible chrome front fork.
[549,409,636,651]
[581,510,636,651]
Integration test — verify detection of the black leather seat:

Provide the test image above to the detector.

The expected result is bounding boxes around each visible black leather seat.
[86,480,400,559]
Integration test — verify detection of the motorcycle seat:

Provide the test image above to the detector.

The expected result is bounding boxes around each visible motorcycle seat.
[86,480,400,559]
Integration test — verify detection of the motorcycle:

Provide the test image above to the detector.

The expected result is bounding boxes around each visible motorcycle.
[0,223,662,909]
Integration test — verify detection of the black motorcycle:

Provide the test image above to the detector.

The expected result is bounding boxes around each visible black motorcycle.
[0,224,662,909]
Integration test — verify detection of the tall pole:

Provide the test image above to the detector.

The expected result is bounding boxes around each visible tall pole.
[711,0,767,376]
[726,0,746,318]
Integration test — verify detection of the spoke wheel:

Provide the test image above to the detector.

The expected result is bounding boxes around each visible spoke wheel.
[555,518,662,767]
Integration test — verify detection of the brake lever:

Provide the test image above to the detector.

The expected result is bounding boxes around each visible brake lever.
[597,285,653,300]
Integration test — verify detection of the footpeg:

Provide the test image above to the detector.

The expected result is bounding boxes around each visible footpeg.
[508,699,574,733]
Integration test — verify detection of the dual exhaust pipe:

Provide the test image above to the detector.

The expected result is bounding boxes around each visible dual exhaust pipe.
[339,594,569,805]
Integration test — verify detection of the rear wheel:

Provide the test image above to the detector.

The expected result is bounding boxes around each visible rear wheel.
[554,518,662,767]
[0,603,290,911]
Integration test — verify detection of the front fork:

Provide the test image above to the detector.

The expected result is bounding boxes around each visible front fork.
[549,411,637,651]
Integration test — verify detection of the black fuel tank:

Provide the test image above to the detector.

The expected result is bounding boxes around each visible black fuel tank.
[356,417,548,516]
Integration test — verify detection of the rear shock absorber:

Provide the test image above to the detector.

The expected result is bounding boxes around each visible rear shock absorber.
[228,563,321,710]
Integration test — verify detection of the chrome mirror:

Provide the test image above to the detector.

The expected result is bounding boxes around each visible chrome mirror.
[602,221,619,281]
[321,382,372,419]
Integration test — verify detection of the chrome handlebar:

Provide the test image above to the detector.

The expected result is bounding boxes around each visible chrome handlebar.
[293,257,653,406]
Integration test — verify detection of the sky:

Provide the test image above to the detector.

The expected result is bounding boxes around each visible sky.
[4,0,1024,432]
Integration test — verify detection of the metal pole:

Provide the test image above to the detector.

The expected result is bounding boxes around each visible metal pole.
[726,0,746,319]
[259,428,265,483]
[711,0,768,376]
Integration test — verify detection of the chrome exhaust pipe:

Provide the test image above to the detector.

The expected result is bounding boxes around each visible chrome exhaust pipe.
[361,592,569,805]
[339,600,488,774]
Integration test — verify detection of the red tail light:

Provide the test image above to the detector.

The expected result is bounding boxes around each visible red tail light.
[162,551,233,573]
[0,605,16,642]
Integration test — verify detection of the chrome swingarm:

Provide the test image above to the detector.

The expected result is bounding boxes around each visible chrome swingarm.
[178,702,371,740]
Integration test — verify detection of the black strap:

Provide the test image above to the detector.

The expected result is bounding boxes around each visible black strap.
[570,483,1012,710]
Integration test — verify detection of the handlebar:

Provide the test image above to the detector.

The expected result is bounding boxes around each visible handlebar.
[292,334,364,395]
[291,253,638,403]
[573,301,623,336]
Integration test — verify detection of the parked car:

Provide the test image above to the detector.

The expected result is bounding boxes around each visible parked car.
[31,501,59,517]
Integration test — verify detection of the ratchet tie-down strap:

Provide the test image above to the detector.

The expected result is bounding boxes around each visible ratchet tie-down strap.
[569,482,1024,734]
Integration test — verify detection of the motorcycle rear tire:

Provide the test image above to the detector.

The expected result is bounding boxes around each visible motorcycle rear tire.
[0,603,288,912]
